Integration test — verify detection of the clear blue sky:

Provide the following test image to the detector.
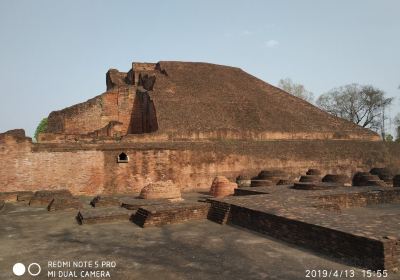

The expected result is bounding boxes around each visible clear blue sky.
[0,0,399,137]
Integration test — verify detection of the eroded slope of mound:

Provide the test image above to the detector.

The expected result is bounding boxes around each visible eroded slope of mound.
[42,61,379,141]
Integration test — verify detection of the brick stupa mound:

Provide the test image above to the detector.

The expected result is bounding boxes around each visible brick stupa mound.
[139,181,182,201]
[209,176,237,198]
[39,61,380,142]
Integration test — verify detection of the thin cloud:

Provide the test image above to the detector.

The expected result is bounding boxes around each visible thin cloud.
[265,39,279,48]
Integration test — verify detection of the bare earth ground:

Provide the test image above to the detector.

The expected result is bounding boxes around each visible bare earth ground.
[1,202,399,280]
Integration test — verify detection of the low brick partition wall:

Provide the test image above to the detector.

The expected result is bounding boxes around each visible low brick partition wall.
[48,197,82,212]
[132,202,210,228]
[0,191,35,203]
[29,190,73,207]
[208,186,400,271]
[234,187,270,196]
[316,189,400,209]
[77,207,134,225]
[227,204,391,271]
[207,200,231,224]
[90,196,123,207]
[120,198,171,210]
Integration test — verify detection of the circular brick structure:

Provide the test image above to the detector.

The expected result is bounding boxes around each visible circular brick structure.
[210,176,237,198]
[322,174,350,185]
[251,170,287,186]
[352,172,382,187]
[299,175,321,183]
[306,169,322,176]
[139,181,182,200]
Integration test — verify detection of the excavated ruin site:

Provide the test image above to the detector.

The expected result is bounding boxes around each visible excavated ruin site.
[1,61,400,279]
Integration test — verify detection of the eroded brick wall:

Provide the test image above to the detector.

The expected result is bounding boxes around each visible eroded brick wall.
[0,137,105,195]
[1,138,398,195]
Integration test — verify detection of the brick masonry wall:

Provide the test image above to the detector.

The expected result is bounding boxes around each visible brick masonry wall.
[47,87,136,136]
[1,137,399,195]
[226,205,392,270]
[0,136,104,195]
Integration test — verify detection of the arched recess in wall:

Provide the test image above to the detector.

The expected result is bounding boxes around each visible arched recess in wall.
[117,152,129,163]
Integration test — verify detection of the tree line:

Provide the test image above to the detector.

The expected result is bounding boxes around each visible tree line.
[278,78,399,142]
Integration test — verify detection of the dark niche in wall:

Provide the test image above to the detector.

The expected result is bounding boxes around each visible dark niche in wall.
[117,152,129,163]
[129,89,158,134]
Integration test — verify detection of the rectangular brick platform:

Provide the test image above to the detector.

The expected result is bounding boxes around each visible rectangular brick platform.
[0,191,34,202]
[132,202,210,228]
[29,189,73,207]
[208,186,400,271]
[48,197,82,212]
[90,196,123,207]
[77,207,134,225]
[16,191,34,203]
[120,198,171,210]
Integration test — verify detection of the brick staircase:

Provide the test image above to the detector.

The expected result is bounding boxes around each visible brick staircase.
[207,200,231,224]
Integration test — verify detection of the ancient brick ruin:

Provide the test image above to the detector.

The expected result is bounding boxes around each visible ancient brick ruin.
[1,61,400,274]
[2,61,398,196]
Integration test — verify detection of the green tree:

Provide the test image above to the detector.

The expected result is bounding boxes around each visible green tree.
[385,134,394,142]
[34,118,48,141]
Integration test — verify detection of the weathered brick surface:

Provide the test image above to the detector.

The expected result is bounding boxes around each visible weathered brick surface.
[1,130,400,195]
[120,197,171,210]
[77,207,133,225]
[47,197,82,211]
[90,196,122,207]
[29,189,73,207]
[209,186,400,271]
[227,205,388,270]
[132,202,210,227]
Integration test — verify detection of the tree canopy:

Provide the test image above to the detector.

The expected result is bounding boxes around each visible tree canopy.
[34,118,48,141]
[316,84,393,132]
[278,78,314,103]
